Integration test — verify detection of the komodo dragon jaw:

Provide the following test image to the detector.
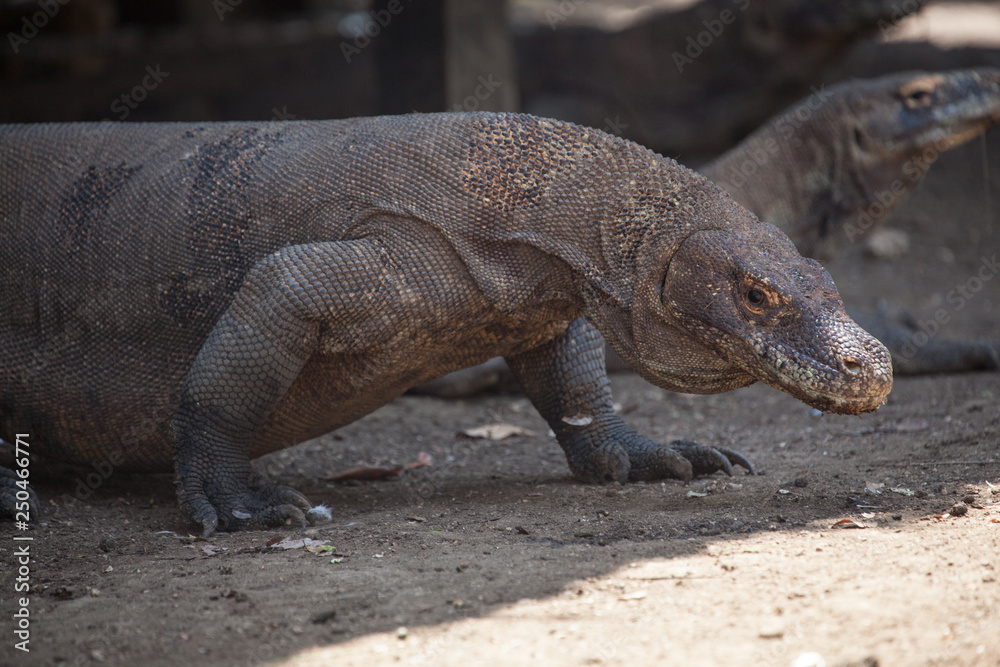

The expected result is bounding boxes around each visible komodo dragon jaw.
[657,223,893,416]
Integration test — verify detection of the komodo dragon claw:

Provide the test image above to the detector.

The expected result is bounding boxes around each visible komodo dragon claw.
[182,472,317,537]
[668,440,756,477]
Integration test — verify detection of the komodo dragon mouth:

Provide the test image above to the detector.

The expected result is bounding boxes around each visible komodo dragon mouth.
[749,335,892,416]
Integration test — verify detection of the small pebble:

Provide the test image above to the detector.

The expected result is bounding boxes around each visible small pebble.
[758,624,784,639]
[892,514,902,521]
[864,228,910,259]
[396,626,408,639]
[794,477,808,488]
[949,502,968,517]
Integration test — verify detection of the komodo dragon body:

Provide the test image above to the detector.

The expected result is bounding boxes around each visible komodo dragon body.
[417,68,1000,397]
[0,113,891,533]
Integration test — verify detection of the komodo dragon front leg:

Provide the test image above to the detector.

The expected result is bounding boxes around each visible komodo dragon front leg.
[174,240,393,535]
[507,318,753,484]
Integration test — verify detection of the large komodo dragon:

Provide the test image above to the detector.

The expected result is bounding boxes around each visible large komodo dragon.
[419,68,1000,397]
[0,113,892,534]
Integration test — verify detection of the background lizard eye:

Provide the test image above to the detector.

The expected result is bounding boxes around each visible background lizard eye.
[746,289,764,305]
[900,79,937,109]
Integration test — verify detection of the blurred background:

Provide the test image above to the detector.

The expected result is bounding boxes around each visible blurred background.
[1,0,997,161]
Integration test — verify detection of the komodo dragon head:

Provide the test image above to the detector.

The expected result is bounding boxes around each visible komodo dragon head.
[601,191,893,416]
[801,67,1000,257]
[708,68,1000,260]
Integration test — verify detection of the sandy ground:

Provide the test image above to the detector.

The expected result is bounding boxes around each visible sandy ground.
[3,3,1000,663]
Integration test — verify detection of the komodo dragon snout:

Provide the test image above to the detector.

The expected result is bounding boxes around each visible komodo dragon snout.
[657,223,893,416]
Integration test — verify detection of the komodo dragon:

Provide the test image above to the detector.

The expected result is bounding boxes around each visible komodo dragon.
[710,67,1000,374]
[0,113,892,534]
[417,68,1000,397]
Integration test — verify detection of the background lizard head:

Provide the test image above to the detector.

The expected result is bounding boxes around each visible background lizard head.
[811,67,1000,257]
[626,219,893,416]
[845,68,1000,164]
[721,67,1000,260]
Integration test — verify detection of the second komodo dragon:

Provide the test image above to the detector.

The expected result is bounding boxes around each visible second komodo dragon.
[0,113,892,534]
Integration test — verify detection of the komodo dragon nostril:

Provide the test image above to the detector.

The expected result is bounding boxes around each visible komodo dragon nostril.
[841,357,862,375]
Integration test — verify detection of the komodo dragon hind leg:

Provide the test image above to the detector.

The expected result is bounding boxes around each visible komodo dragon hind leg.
[505,317,753,483]
[0,465,39,523]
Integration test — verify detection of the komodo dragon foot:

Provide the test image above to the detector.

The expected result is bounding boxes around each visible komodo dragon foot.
[554,428,755,484]
[0,466,39,523]
[177,470,328,536]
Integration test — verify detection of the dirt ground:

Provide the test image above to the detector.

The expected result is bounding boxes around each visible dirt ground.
[4,12,1000,667]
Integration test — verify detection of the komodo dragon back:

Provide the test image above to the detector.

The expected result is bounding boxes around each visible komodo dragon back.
[1,113,892,533]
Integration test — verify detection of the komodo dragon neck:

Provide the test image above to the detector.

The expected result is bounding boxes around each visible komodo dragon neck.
[704,68,1000,260]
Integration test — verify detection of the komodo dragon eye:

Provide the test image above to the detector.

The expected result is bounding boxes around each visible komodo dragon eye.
[746,289,764,306]
[900,78,937,109]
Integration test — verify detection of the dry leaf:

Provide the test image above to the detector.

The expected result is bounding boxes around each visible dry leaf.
[271,537,329,550]
[619,590,648,601]
[831,518,866,529]
[405,451,433,469]
[461,423,537,440]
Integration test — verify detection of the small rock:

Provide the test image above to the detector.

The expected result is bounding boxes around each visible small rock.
[794,477,808,488]
[864,228,910,259]
[892,514,902,521]
[949,502,968,517]
[758,624,784,639]
[396,626,408,639]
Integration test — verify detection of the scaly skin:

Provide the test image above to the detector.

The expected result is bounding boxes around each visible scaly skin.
[706,67,1000,373]
[416,68,1000,397]
[0,113,891,533]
